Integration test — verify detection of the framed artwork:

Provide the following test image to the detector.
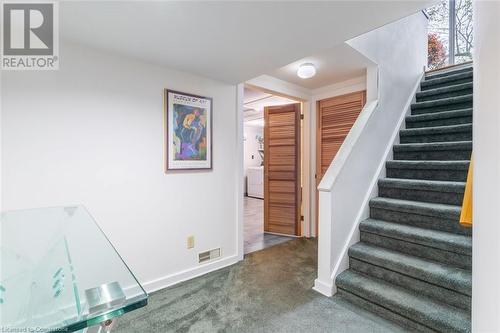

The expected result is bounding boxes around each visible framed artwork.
[164,89,213,170]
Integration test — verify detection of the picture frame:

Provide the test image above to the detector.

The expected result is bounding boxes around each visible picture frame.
[164,89,213,170]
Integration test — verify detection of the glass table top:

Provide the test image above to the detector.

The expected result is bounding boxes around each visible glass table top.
[0,206,148,332]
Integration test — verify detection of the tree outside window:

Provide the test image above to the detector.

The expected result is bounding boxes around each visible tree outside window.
[427,0,473,69]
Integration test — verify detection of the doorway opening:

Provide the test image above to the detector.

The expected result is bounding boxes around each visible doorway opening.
[243,86,303,254]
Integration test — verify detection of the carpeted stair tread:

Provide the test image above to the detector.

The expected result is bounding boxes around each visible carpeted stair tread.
[411,94,472,112]
[399,124,472,144]
[393,146,472,160]
[385,160,470,182]
[406,112,472,128]
[378,178,465,193]
[400,123,471,137]
[369,197,460,220]
[359,219,471,256]
[370,198,469,236]
[348,243,471,295]
[425,66,472,80]
[394,141,472,153]
[421,71,472,90]
[349,257,471,310]
[406,108,472,124]
[336,270,471,333]
[360,223,472,269]
[416,82,473,101]
[386,160,470,171]
[336,290,437,332]
[400,131,471,145]
[378,179,465,204]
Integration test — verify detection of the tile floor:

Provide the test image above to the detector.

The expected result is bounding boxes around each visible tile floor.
[244,196,293,254]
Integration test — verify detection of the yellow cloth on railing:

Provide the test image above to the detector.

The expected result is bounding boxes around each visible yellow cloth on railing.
[460,156,473,227]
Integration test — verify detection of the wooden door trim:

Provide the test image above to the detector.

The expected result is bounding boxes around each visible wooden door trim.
[295,104,302,236]
[264,106,270,233]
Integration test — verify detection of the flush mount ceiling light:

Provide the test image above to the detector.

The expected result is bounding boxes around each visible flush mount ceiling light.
[297,63,316,79]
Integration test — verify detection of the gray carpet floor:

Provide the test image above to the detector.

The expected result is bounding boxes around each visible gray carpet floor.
[115,239,405,333]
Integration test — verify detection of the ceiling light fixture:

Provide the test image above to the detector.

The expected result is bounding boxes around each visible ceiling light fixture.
[297,63,316,79]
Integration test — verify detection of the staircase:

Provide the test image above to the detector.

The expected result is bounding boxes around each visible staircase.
[336,65,473,333]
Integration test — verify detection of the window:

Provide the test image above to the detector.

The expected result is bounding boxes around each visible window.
[427,0,473,69]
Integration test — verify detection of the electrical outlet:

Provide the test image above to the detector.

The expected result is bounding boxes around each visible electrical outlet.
[187,235,195,249]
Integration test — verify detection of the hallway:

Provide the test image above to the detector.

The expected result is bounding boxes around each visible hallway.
[115,239,405,332]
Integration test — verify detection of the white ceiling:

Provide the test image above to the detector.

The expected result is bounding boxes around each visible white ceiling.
[60,1,434,84]
[243,88,271,105]
[243,87,296,121]
[270,43,374,90]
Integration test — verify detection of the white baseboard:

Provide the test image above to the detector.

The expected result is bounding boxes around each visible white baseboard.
[313,278,335,297]
[141,254,240,294]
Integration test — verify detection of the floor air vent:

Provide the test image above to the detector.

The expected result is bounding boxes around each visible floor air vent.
[199,248,221,263]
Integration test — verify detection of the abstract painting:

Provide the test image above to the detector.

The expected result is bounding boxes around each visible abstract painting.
[165,90,212,170]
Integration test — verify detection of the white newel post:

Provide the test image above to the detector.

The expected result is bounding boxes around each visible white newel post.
[313,189,334,296]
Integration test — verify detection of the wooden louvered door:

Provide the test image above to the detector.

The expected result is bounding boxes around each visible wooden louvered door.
[316,91,366,232]
[264,103,301,236]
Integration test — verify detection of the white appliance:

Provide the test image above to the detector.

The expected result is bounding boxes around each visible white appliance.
[247,166,264,199]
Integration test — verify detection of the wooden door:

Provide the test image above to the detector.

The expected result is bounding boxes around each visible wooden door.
[264,103,301,236]
[316,91,366,232]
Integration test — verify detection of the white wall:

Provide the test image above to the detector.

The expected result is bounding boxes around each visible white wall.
[1,42,239,292]
[243,124,263,194]
[472,1,500,331]
[314,12,428,296]
[244,124,263,169]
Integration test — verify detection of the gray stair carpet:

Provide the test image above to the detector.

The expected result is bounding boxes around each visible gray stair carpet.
[336,64,473,332]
